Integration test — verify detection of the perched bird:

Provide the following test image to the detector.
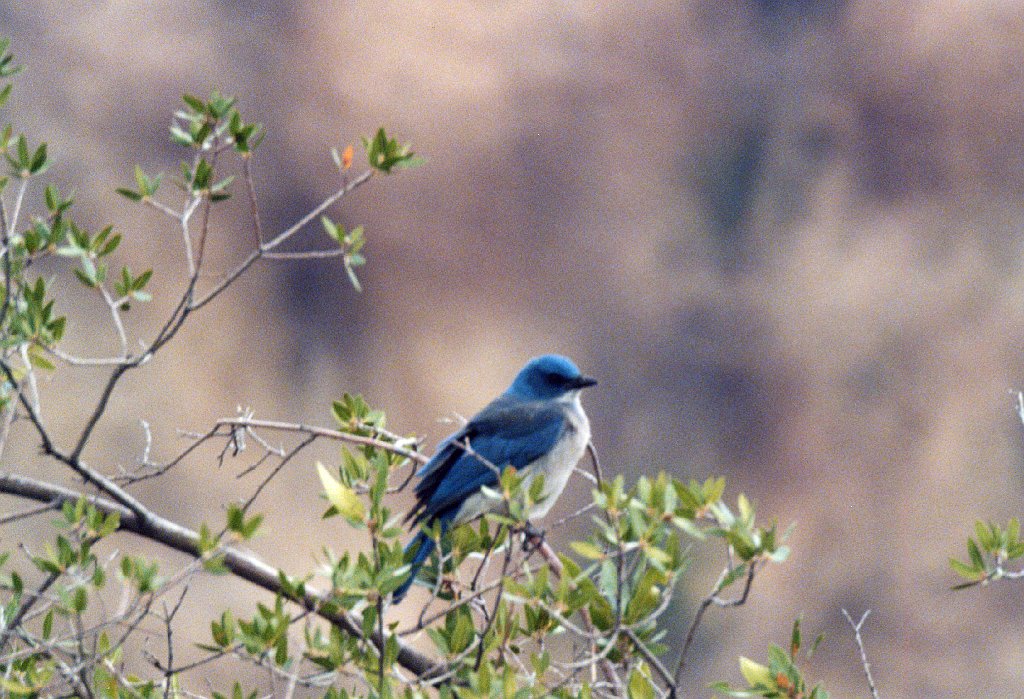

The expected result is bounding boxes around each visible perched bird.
[393,354,597,603]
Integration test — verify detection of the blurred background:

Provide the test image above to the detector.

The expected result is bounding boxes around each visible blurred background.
[2,0,1024,695]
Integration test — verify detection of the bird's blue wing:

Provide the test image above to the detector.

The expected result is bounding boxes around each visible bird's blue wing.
[408,397,567,524]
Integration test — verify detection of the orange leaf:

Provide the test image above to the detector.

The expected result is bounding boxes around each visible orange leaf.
[342,144,353,170]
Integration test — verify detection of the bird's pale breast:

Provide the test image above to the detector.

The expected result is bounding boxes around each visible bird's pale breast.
[451,394,590,524]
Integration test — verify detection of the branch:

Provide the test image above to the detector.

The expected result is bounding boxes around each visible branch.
[215,417,424,465]
[842,609,881,699]
[671,558,758,694]
[0,170,385,524]
[0,358,153,524]
[241,156,263,248]
[8,179,28,237]
[0,567,59,652]
[534,537,622,693]
[189,168,373,312]
[0,471,446,682]
[624,627,674,694]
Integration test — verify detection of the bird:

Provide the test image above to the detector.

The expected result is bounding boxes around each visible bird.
[392,354,597,603]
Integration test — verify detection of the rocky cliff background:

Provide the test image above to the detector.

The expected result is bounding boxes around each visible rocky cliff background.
[2,1,1023,695]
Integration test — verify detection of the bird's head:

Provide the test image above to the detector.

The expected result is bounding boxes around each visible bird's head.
[507,354,597,401]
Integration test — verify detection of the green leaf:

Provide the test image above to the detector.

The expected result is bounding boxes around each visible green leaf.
[169,125,193,147]
[738,656,773,687]
[71,585,87,612]
[182,94,205,112]
[73,267,96,288]
[447,607,474,654]
[343,258,363,292]
[975,521,992,550]
[29,142,47,174]
[967,537,985,569]
[0,677,36,696]
[627,665,655,699]
[321,215,342,243]
[26,349,54,371]
[949,557,982,580]
[98,233,121,257]
[317,462,365,523]
[16,134,27,166]
[570,541,605,560]
[361,127,422,174]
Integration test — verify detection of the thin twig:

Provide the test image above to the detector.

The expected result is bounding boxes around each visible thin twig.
[0,400,19,462]
[624,627,675,693]
[161,586,189,699]
[216,417,424,464]
[179,193,198,277]
[473,529,514,671]
[0,499,60,525]
[17,344,39,415]
[241,156,263,248]
[0,567,60,652]
[189,169,373,312]
[535,538,622,693]
[262,249,348,260]
[97,285,129,357]
[842,609,881,699]
[45,346,135,366]
[9,179,28,237]
[0,356,155,524]
[143,197,182,220]
[192,157,216,271]
[671,559,758,695]
[585,442,604,488]
[0,201,15,334]
[234,433,315,521]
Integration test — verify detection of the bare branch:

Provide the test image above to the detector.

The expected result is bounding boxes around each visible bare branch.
[233,433,315,521]
[215,416,424,464]
[9,179,28,237]
[179,195,198,277]
[142,197,182,221]
[671,558,758,694]
[262,249,348,260]
[46,346,136,367]
[241,156,263,249]
[0,499,60,526]
[192,160,216,271]
[842,609,881,699]
[17,344,39,415]
[624,627,675,694]
[97,285,129,356]
[189,168,374,312]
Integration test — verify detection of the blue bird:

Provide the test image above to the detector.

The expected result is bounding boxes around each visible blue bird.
[393,354,597,603]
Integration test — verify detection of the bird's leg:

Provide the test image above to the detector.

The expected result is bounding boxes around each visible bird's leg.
[521,520,546,552]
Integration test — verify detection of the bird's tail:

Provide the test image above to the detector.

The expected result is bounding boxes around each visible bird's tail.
[392,530,436,603]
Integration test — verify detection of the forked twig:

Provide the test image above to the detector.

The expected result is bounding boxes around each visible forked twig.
[842,608,881,699]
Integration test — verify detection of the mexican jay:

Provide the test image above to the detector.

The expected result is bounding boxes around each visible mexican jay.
[393,354,596,602]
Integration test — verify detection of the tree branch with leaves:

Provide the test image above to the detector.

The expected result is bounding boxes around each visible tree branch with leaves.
[0,37,805,699]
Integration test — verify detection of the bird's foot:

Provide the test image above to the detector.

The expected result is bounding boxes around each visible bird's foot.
[521,521,546,552]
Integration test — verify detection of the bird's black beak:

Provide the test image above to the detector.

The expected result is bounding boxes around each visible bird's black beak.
[571,375,598,389]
